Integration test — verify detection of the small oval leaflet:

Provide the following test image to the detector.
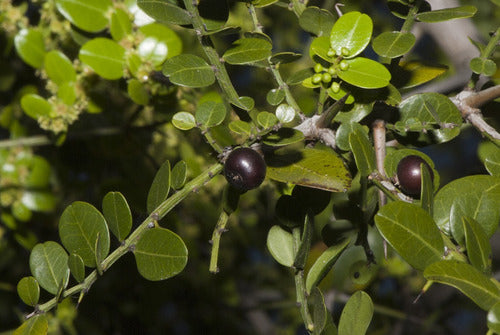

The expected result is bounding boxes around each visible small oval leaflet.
[134,228,188,281]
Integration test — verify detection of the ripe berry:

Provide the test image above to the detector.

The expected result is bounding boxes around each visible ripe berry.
[396,155,434,196]
[224,147,266,192]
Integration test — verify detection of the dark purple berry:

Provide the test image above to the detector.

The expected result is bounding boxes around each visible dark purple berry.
[224,147,266,191]
[396,155,433,196]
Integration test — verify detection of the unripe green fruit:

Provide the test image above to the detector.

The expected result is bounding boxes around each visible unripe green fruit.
[314,63,323,73]
[330,81,340,93]
[312,73,322,84]
[321,72,332,83]
[339,60,349,71]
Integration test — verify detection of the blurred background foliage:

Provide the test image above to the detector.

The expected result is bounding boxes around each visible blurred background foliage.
[1,0,499,334]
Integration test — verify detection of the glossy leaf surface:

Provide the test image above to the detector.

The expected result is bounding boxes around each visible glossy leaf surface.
[17,276,40,307]
[339,57,391,89]
[21,94,52,119]
[416,6,477,22]
[55,0,111,32]
[266,148,352,192]
[223,38,272,65]
[29,241,69,294]
[103,192,132,241]
[299,7,335,37]
[195,101,226,128]
[79,38,125,80]
[434,175,500,239]
[163,54,215,87]
[14,315,48,335]
[137,0,192,25]
[147,160,171,214]
[44,50,76,85]
[338,291,373,335]
[59,201,110,267]
[399,93,462,142]
[463,216,491,274]
[267,225,295,267]
[138,23,182,67]
[372,31,415,58]
[171,160,187,190]
[349,128,376,177]
[68,253,85,283]
[330,11,372,58]
[375,201,443,271]
[134,227,188,281]
[306,238,350,293]
[14,29,45,69]
[172,112,196,130]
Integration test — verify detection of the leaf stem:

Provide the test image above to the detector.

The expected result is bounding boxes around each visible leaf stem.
[182,0,243,109]
[292,227,314,332]
[247,3,302,114]
[32,163,223,317]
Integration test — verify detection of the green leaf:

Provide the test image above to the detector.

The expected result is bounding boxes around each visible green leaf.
[14,314,48,335]
[309,36,332,62]
[372,31,415,58]
[236,96,255,111]
[269,52,302,65]
[424,260,500,310]
[162,54,215,88]
[21,191,57,213]
[138,23,182,67]
[393,61,447,89]
[252,0,279,7]
[294,214,313,270]
[266,148,351,191]
[338,57,391,89]
[134,227,188,280]
[110,8,132,41]
[470,57,497,76]
[127,79,149,105]
[79,38,125,80]
[171,160,187,190]
[335,122,366,151]
[172,112,196,130]
[420,162,434,214]
[102,191,132,241]
[147,160,171,214]
[228,120,252,136]
[463,216,491,274]
[327,83,355,103]
[223,38,272,65]
[68,253,85,283]
[257,111,278,129]
[21,94,52,119]
[29,241,69,295]
[416,6,477,22]
[266,225,295,267]
[309,288,328,335]
[348,128,376,177]
[195,101,226,128]
[488,302,500,334]
[262,128,304,147]
[14,29,46,69]
[266,88,285,106]
[399,92,462,142]
[44,50,76,85]
[59,201,110,267]
[338,291,373,335]
[299,7,335,37]
[58,81,77,105]
[137,0,191,25]
[287,68,314,86]
[375,201,444,271]
[55,0,112,32]
[478,141,500,176]
[305,238,350,293]
[330,11,372,58]
[275,104,296,123]
[17,276,40,307]
[434,175,500,239]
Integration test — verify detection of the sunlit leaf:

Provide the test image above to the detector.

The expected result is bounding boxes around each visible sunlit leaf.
[338,291,373,335]
[102,192,132,241]
[29,241,69,294]
[267,225,295,267]
[147,160,171,214]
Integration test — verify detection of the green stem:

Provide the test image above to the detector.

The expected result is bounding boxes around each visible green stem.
[247,3,302,114]
[209,211,229,273]
[292,227,314,332]
[183,0,242,108]
[32,163,223,317]
[481,27,500,60]
[400,1,422,33]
